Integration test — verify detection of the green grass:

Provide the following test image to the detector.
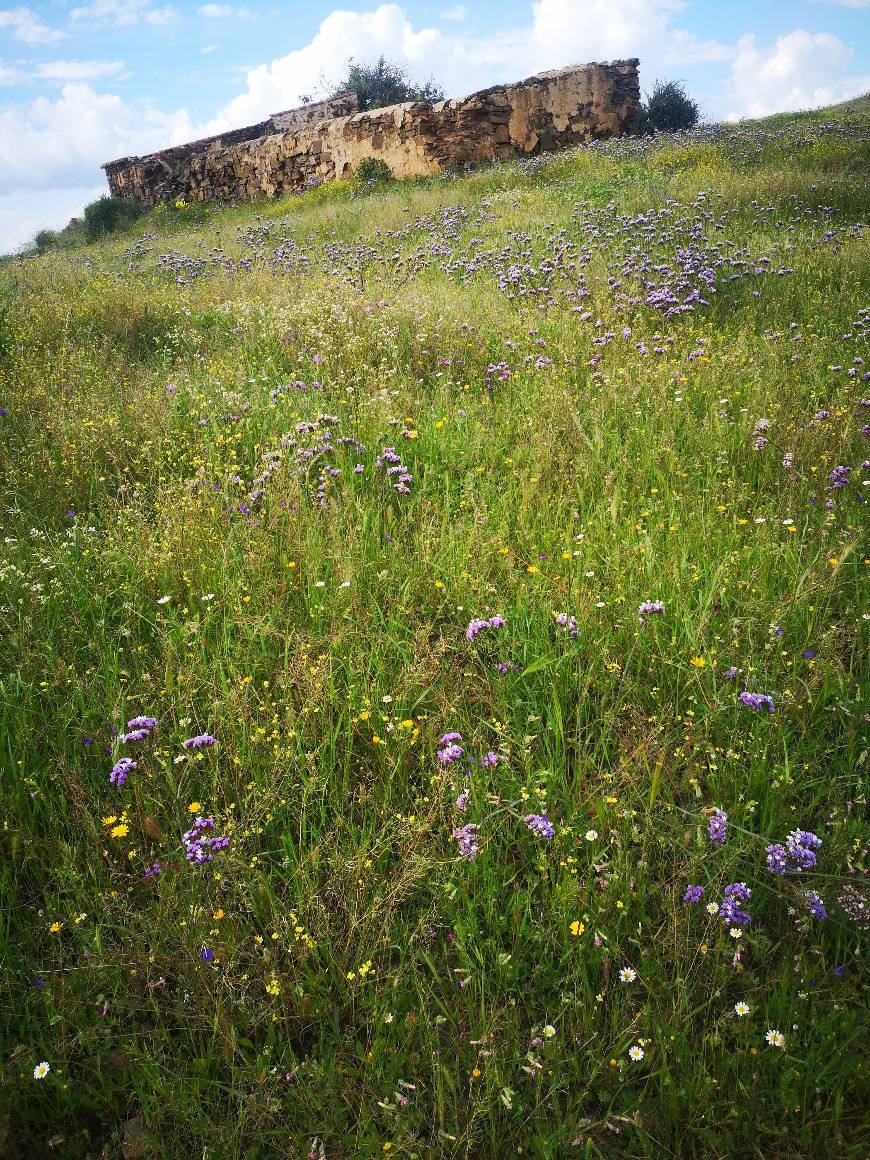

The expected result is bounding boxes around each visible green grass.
[1,105,868,1158]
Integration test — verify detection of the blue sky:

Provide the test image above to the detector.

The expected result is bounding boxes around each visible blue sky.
[1,0,868,252]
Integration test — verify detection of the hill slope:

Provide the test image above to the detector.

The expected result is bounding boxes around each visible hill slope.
[1,104,868,1157]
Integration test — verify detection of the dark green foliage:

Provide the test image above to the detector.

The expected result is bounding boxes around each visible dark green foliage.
[331,55,444,111]
[639,79,700,133]
[83,195,147,240]
[354,157,394,185]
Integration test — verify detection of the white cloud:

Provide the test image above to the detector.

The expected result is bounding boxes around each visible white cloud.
[193,0,688,137]
[0,82,193,196]
[726,29,870,120]
[0,59,126,86]
[0,184,104,253]
[664,29,734,66]
[822,1,869,8]
[0,6,67,45]
[198,4,253,16]
[200,43,217,54]
[69,0,176,27]
[439,4,467,19]
[35,59,126,82]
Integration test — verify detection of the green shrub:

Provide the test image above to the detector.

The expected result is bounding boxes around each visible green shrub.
[327,55,444,111]
[639,79,700,134]
[83,195,147,240]
[354,157,394,185]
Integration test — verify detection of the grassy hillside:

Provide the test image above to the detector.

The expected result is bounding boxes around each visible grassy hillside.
[1,102,868,1158]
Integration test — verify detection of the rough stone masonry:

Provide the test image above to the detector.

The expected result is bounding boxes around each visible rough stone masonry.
[103,60,640,207]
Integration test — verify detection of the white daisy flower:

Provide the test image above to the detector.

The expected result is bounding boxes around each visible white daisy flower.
[33,1061,50,1080]
[628,1045,644,1061]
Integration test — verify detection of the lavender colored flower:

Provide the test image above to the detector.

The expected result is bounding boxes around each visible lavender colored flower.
[524,812,555,840]
[765,843,789,874]
[126,716,157,730]
[200,947,215,962]
[739,691,776,713]
[721,666,739,680]
[182,733,217,749]
[465,618,489,641]
[183,815,229,865]
[455,789,470,813]
[708,808,728,847]
[683,884,705,903]
[120,728,152,743]
[806,891,827,921]
[719,897,751,927]
[766,828,821,874]
[438,742,463,766]
[142,860,162,880]
[480,751,500,767]
[554,611,579,637]
[466,615,505,641]
[440,732,462,744]
[109,757,137,788]
[452,823,480,860]
[638,600,665,624]
[827,464,850,490]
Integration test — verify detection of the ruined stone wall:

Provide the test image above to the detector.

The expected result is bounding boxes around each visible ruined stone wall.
[103,61,639,207]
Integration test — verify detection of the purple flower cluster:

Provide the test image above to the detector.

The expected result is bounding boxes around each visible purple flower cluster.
[554,611,579,637]
[739,691,776,713]
[437,732,463,766]
[119,715,158,744]
[452,823,480,860]
[638,600,665,624]
[827,464,850,490]
[110,757,137,788]
[752,417,770,451]
[708,808,728,846]
[375,447,412,495]
[765,829,822,874]
[182,733,217,750]
[719,882,752,927]
[524,812,555,840]
[111,714,157,784]
[683,884,705,904]
[805,890,827,921]
[465,615,505,641]
[183,816,230,865]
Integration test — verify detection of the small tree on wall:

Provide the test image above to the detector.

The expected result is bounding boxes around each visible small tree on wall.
[325,56,445,111]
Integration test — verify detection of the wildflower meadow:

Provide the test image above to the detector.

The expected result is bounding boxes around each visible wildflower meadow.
[1,99,867,1157]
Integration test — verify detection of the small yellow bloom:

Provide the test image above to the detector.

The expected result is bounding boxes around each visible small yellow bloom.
[213,909,225,921]
[49,921,63,933]
[569,920,585,937]
[471,1067,481,1078]
[690,656,706,668]
[110,824,129,838]
[188,801,201,813]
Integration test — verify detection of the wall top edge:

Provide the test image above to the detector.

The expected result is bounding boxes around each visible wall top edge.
[101,59,640,172]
